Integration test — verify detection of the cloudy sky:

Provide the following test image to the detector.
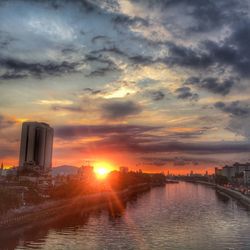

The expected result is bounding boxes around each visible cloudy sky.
[1,0,250,173]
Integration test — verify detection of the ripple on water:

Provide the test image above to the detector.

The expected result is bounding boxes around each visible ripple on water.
[9,182,250,250]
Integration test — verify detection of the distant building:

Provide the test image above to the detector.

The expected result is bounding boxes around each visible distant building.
[120,166,129,174]
[215,167,222,176]
[0,162,3,176]
[244,170,250,186]
[216,162,250,183]
[221,165,236,181]
[233,162,250,173]
[19,122,54,173]
[78,165,94,179]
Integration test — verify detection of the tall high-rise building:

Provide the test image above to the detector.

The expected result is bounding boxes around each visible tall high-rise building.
[19,122,54,172]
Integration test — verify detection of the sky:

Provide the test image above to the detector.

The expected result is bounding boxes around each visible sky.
[1,0,250,174]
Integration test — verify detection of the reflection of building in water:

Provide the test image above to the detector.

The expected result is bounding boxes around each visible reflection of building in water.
[19,122,54,174]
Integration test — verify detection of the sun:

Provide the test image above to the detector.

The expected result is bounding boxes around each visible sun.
[95,167,109,179]
[94,161,113,179]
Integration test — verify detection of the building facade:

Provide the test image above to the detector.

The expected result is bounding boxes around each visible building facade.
[244,170,250,186]
[215,162,250,184]
[19,122,54,173]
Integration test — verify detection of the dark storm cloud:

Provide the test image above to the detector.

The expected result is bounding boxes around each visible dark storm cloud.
[0,58,80,80]
[35,0,99,12]
[55,124,160,139]
[169,18,250,76]
[150,91,165,101]
[91,35,109,43]
[127,141,250,154]
[0,54,120,80]
[82,88,103,95]
[214,101,250,117]
[86,66,120,77]
[91,133,250,155]
[112,14,149,28]
[84,54,115,64]
[162,42,212,69]
[202,38,250,78]
[165,18,250,78]
[1,0,250,83]
[120,14,249,79]
[47,0,148,31]
[84,54,121,77]
[55,121,250,155]
[0,72,27,80]
[91,47,126,57]
[214,100,250,139]
[130,0,240,32]
[175,87,199,101]
[0,0,151,81]
[129,55,155,66]
[101,100,142,119]
[185,76,236,96]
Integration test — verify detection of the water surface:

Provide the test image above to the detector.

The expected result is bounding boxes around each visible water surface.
[1,182,250,250]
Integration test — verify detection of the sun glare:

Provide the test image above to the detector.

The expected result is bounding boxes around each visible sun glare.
[94,161,113,179]
[95,168,108,179]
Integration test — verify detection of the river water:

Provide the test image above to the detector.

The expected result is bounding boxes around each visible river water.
[1,182,250,250]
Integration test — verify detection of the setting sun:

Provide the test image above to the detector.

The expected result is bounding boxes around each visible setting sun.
[94,161,114,179]
[95,168,109,179]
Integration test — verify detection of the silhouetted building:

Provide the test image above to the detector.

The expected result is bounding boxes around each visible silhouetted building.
[0,162,3,175]
[216,162,250,183]
[221,165,236,181]
[19,122,54,173]
[244,170,250,186]
[78,165,94,181]
[120,166,129,174]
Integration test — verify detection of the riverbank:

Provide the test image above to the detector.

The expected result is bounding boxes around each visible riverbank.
[0,183,151,232]
[185,180,250,209]
[2,181,250,250]
[215,185,250,209]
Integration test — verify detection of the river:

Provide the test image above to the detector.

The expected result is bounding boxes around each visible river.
[1,182,250,250]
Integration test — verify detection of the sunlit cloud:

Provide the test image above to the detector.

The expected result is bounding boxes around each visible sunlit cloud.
[104,86,137,99]
[36,100,74,105]
[1,0,250,171]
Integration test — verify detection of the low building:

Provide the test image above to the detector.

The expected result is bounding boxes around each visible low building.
[221,166,236,181]
[78,165,94,180]
[244,170,250,186]
[233,162,250,174]
[215,167,222,176]
[216,162,250,184]
[120,166,129,174]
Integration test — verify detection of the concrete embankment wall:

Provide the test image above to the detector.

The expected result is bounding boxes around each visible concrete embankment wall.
[0,183,151,230]
[215,185,250,209]
[185,180,250,209]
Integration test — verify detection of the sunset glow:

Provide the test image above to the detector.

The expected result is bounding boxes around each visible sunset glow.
[1,0,250,174]
[94,161,114,179]
[95,168,109,179]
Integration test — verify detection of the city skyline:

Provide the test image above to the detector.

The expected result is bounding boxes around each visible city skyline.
[1,0,250,174]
